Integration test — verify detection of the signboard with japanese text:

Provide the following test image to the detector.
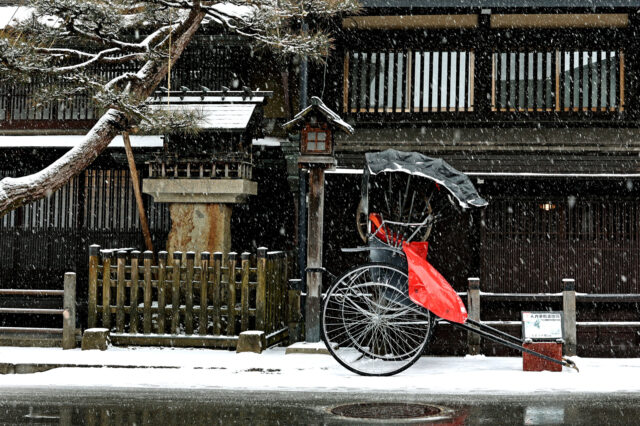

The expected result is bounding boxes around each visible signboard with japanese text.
[522,311,563,341]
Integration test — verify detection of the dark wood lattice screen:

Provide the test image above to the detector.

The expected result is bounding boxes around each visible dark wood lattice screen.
[0,169,170,289]
[481,197,640,293]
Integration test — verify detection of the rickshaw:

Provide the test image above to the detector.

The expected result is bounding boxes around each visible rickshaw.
[320,149,578,376]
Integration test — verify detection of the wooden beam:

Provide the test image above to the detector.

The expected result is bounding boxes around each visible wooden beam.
[110,333,239,348]
[406,50,413,112]
[620,51,625,111]
[342,15,478,30]
[491,13,628,29]
[343,53,350,113]
[555,50,560,112]
[469,50,475,112]
[306,167,325,342]
[122,132,154,252]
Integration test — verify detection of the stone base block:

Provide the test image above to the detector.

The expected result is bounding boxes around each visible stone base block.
[81,328,111,351]
[236,331,266,354]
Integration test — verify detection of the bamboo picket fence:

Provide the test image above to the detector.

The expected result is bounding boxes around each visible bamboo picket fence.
[88,245,289,348]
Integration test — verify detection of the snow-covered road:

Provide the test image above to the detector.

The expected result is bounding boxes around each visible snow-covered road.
[0,345,638,395]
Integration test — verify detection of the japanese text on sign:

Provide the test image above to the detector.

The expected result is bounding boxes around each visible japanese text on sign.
[522,311,563,340]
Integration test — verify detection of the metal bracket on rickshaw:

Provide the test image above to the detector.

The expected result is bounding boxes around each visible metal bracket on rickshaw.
[341,246,406,257]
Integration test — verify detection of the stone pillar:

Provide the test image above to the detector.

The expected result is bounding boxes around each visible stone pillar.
[143,178,257,257]
[167,203,232,256]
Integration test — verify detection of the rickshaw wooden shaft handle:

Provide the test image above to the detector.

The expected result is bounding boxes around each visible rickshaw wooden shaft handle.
[466,318,523,346]
[445,320,579,372]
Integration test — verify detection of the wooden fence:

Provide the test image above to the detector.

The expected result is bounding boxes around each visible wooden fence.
[88,246,289,348]
[0,273,76,348]
[462,277,640,357]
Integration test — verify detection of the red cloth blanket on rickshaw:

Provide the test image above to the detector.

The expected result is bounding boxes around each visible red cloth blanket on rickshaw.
[403,242,468,324]
[369,213,468,324]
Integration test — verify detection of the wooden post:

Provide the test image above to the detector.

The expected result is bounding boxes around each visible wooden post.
[122,131,154,252]
[227,252,237,336]
[88,244,100,328]
[212,252,222,335]
[130,250,140,334]
[467,277,481,355]
[266,252,273,334]
[171,252,182,334]
[288,288,303,344]
[279,252,287,329]
[240,252,250,332]
[115,251,127,333]
[256,247,267,331]
[143,250,153,334]
[62,272,76,350]
[199,252,210,335]
[306,167,325,342]
[563,278,577,356]
[185,251,195,335]
[157,251,168,334]
[281,253,288,330]
[102,251,112,329]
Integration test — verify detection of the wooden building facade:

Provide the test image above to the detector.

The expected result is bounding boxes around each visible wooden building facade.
[2,1,640,354]
[0,22,297,328]
[308,2,640,355]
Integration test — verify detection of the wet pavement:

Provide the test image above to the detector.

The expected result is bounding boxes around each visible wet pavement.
[1,388,639,425]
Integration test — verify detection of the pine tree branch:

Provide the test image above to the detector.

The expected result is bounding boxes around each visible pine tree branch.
[0,5,207,216]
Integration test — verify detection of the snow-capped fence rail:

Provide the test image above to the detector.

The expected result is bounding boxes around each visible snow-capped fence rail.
[87,245,290,349]
[0,272,76,349]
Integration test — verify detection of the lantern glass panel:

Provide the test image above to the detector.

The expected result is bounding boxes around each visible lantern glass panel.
[302,125,331,155]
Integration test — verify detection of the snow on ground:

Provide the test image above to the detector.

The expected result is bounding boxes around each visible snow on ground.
[0,346,639,394]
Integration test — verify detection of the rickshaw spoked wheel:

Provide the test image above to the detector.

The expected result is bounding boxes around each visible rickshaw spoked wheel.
[321,263,433,376]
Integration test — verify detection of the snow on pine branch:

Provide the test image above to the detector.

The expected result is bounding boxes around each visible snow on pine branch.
[0,0,357,217]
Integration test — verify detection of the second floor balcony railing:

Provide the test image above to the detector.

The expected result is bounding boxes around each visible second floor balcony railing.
[344,50,475,113]
[343,47,626,122]
[492,50,624,112]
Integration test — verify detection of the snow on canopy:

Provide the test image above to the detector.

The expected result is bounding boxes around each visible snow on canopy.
[148,94,268,131]
[365,149,488,208]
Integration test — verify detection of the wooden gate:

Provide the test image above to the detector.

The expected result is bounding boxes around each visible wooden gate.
[88,247,289,348]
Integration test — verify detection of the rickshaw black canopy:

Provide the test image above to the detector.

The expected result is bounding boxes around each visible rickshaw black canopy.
[364,149,488,209]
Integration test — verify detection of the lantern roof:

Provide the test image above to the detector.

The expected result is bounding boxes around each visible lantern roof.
[283,97,354,135]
